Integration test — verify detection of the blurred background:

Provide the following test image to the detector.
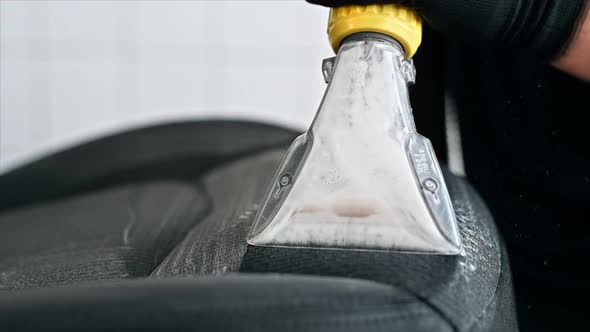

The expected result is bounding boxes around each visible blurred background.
[0,0,332,173]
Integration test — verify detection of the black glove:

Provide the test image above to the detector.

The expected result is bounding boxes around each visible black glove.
[308,0,588,60]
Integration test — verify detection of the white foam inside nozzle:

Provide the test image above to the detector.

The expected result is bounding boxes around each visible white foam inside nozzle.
[248,38,462,254]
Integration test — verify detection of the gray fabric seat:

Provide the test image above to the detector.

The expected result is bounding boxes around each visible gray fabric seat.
[0,181,208,289]
[0,121,516,331]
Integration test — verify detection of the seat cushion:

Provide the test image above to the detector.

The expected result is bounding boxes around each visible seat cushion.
[0,121,516,331]
[0,121,297,289]
[0,120,297,211]
[152,149,517,331]
[0,275,452,332]
[0,181,208,289]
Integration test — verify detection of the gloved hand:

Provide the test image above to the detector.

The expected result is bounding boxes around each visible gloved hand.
[307,0,588,60]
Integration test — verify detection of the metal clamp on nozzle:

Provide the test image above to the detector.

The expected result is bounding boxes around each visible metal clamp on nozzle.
[247,5,463,254]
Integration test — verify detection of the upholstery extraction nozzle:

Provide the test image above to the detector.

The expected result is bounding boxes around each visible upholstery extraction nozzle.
[248,5,463,254]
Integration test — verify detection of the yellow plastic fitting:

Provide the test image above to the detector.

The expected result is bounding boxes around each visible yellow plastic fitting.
[328,4,422,58]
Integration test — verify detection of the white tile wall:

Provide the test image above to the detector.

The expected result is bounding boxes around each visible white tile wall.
[0,0,332,172]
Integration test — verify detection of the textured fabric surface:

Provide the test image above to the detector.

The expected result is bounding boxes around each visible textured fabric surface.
[0,121,516,331]
[151,151,282,277]
[0,120,297,211]
[0,275,451,332]
[0,181,209,290]
[153,149,517,331]
[241,173,515,331]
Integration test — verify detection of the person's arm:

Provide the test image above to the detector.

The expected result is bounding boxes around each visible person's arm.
[308,0,590,82]
[553,5,590,81]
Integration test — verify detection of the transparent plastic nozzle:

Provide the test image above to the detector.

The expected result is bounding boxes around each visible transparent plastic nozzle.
[248,35,463,254]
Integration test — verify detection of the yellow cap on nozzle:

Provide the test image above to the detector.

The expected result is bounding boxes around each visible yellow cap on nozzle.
[328,4,422,57]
